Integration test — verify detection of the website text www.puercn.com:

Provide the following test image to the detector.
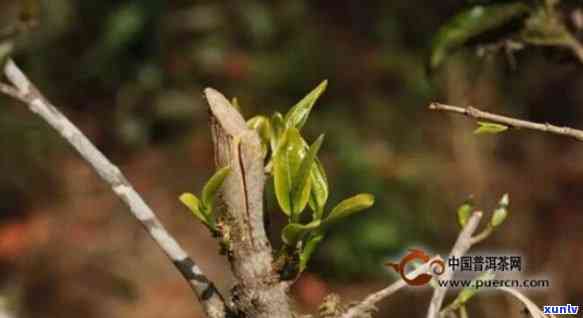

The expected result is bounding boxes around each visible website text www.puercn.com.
[436,278,550,289]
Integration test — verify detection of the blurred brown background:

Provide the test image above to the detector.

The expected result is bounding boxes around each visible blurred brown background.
[1,0,582,317]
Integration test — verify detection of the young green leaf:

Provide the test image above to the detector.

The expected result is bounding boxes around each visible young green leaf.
[284,80,328,130]
[270,112,286,152]
[474,121,509,135]
[324,193,375,225]
[291,134,324,217]
[491,207,507,227]
[281,220,321,246]
[247,115,272,144]
[499,193,510,207]
[248,115,272,158]
[179,193,209,226]
[457,197,474,227]
[431,3,530,69]
[231,97,241,111]
[273,128,307,215]
[202,166,231,211]
[300,233,324,272]
[491,193,509,227]
[308,157,329,219]
[458,271,495,303]
[448,271,496,310]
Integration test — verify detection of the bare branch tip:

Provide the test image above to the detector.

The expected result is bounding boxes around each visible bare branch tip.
[204,86,220,96]
[204,87,233,109]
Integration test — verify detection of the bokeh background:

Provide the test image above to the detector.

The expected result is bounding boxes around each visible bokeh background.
[1,1,582,317]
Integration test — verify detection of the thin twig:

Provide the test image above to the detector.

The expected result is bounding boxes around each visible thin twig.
[340,256,443,318]
[0,82,23,101]
[469,225,493,246]
[426,211,483,318]
[429,103,583,142]
[498,287,553,318]
[0,59,231,318]
[342,212,483,318]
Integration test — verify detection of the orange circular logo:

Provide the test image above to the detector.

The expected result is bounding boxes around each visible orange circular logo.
[385,249,445,286]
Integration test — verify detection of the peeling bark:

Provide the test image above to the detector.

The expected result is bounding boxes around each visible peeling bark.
[206,88,293,318]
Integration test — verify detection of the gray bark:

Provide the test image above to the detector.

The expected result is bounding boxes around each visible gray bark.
[0,60,231,318]
[206,88,293,318]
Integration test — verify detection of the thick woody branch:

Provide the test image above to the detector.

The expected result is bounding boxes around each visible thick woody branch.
[429,102,583,142]
[206,88,292,318]
[426,211,483,318]
[0,59,230,318]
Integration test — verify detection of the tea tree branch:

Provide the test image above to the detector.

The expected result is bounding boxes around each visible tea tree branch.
[426,211,483,318]
[0,59,231,318]
[0,81,21,100]
[206,88,293,318]
[340,255,443,318]
[343,212,483,318]
[429,102,583,142]
[0,58,519,318]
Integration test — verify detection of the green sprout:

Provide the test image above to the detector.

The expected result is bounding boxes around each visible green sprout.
[244,80,375,277]
[180,166,231,233]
